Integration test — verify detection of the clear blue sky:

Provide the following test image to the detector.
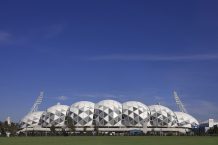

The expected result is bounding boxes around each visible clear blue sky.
[0,0,217,122]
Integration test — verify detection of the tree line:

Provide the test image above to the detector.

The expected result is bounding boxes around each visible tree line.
[0,121,20,136]
[1,118,218,136]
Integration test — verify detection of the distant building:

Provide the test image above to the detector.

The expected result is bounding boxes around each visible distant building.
[6,117,11,126]
[200,119,218,132]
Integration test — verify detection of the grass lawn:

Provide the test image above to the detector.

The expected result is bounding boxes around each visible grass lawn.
[0,136,217,145]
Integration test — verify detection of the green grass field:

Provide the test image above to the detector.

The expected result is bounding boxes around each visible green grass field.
[0,136,217,145]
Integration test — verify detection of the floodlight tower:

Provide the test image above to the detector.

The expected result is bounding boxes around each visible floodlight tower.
[29,92,44,113]
[173,91,188,113]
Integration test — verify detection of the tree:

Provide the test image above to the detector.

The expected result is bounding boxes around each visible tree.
[0,121,6,136]
[214,125,218,134]
[50,125,56,135]
[65,116,75,134]
[93,124,99,135]
[61,128,68,136]
[207,125,218,135]
[8,122,20,136]
[0,121,20,136]
[83,126,87,133]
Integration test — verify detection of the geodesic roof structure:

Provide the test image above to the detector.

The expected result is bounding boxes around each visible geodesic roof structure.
[175,112,199,128]
[122,101,150,127]
[41,103,69,127]
[20,111,43,128]
[94,100,122,127]
[149,105,178,127]
[67,101,95,126]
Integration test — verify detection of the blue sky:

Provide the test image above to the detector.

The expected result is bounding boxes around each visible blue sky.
[0,0,218,122]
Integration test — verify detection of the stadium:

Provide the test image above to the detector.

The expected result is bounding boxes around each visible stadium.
[19,92,199,135]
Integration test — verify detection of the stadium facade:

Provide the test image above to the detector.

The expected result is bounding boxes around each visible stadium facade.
[20,100,199,134]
